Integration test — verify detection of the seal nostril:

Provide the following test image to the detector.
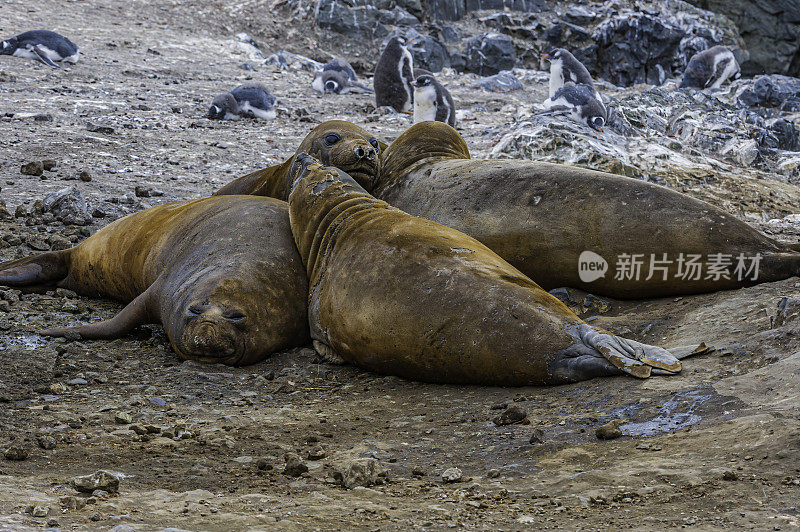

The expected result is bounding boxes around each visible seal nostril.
[355,146,366,159]
[366,148,376,160]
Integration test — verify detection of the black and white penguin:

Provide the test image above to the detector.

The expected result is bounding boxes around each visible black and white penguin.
[411,74,456,128]
[542,83,607,132]
[204,82,276,120]
[541,48,598,100]
[679,45,741,90]
[311,57,373,94]
[0,30,78,68]
[374,36,415,112]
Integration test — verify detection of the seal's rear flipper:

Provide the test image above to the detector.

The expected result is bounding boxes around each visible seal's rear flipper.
[0,252,69,289]
[578,324,682,379]
[41,290,154,340]
[312,339,346,365]
[32,45,61,68]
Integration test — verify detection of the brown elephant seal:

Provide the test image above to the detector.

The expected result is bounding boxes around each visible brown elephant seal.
[375,121,800,298]
[0,196,309,365]
[286,154,682,385]
[214,120,385,198]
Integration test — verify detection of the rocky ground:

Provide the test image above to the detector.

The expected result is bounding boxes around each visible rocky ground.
[2,0,800,530]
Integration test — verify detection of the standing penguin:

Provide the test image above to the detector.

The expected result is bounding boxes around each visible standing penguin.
[312,58,373,94]
[204,82,276,120]
[679,46,741,89]
[412,74,456,127]
[541,48,598,100]
[0,30,78,68]
[374,36,415,112]
[542,83,606,132]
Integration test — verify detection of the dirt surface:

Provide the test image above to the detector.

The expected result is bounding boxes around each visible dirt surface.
[2,1,800,530]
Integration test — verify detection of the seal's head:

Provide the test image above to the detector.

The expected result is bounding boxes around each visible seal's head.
[293,120,382,191]
[379,121,469,189]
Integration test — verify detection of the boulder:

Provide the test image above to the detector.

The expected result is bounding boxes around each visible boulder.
[738,75,800,108]
[315,0,389,38]
[462,33,516,76]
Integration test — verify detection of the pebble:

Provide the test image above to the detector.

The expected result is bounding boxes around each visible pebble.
[307,445,326,460]
[31,504,49,517]
[70,470,121,493]
[20,161,44,176]
[37,434,57,450]
[487,468,500,478]
[4,446,29,461]
[42,159,57,171]
[78,170,92,182]
[59,495,86,510]
[337,458,387,489]
[256,458,272,470]
[114,412,133,424]
[529,428,545,444]
[596,420,623,440]
[493,405,528,426]
[86,122,115,134]
[49,383,68,394]
[283,453,308,477]
[722,470,739,481]
[442,467,463,483]
[134,185,164,198]
[68,377,88,385]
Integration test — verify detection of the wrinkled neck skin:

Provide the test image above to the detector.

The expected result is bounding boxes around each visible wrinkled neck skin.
[288,165,382,279]
[159,267,263,366]
[377,121,469,196]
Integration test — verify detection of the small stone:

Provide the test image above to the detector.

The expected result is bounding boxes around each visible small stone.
[77,170,92,182]
[92,207,107,218]
[42,160,57,171]
[338,458,387,489]
[596,420,623,440]
[31,505,49,517]
[59,495,86,510]
[4,446,28,461]
[134,185,164,198]
[722,470,738,481]
[68,377,88,385]
[529,428,545,444]
[70,470,121,493]
[114,412,132,424]
[21,161,44,176]
[307,445,326,460]
[256,458,271,470]
[130,424,148,435]
[14,205,26,218]
[46,518,59,527]
[412,466,426,476]
[487,468,500,478]
[493,405,528,426]
[49,382,67,394]
[86,122,114,134]
[37,434,57,450]
[283,453,308,477]
[441,467,463,483]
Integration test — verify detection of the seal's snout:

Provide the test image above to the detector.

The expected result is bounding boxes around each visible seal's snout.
[354,145,377,161]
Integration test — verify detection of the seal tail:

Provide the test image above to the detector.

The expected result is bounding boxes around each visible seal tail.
[0,251,69,289]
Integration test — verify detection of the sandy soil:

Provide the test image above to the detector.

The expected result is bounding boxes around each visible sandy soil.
[1,0,800,530]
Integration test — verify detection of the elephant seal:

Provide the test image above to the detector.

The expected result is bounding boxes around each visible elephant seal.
[375,121,800,298]
[0,196,309,365]
[286,154,682,385]
[214,120,385,198]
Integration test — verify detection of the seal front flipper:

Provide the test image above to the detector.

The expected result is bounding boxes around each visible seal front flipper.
[0,251,69,288]
[41,289,155,340]
[312,339,346,365]
[32,45,61,68]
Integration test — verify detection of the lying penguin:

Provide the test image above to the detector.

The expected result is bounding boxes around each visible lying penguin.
[679,45,741,90]
[411,74,456,127]
[311,58,372,94]
[0,30,78,68]
[205,82,276,120]
[542,83,607,132]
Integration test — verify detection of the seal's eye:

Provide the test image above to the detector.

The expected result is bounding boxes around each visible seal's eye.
[224,311,246,323]
[187,304,203,317]
[324,133,341,146]
[368,137,379,150]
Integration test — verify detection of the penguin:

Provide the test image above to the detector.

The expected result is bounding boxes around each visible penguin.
[374,36,415,112]
[0,30,78,68]
[679,46,741,90]
[411,74,456,128]
[204,82,276,120]
[541,83,607,132]
[311,58,373,94]
[541,48,599,100]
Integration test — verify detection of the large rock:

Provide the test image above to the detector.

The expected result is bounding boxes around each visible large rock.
[385,29,450,72]
[315,0,389,38]
[738,75,800,109]
[43,186,90,225]
[685,0,800,76]
[424,0,544,21]
[462,33,516,75]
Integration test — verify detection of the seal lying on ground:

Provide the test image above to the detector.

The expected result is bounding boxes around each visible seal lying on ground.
[214,120,385,198]
[0,196,309,365]
[286,154,683,385]
[374,121,800,298]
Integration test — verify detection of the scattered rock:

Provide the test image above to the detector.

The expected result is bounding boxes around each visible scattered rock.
[529,428,545,444]
[441,467,463,483]
[42,159,57,171]
[596,419,623,440]
[37,434,57,450]
[473,71,523,92]
[20,161,44,176]
[722,470,739,481]
[307,445,326,460]
[283,453,308,477]
[337,458,387,489]
[3,446,28,461]
[487,468,500,478]
[59,495,86,510]
[86,122,115,134]
[492,405,528,426]
[77,170,92,182]
[134,185,164,198]
[43,186,90,225]
[70,470,121,493]
[739,75,800,109]
[315,0,389,39]
[31,505,49,517]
